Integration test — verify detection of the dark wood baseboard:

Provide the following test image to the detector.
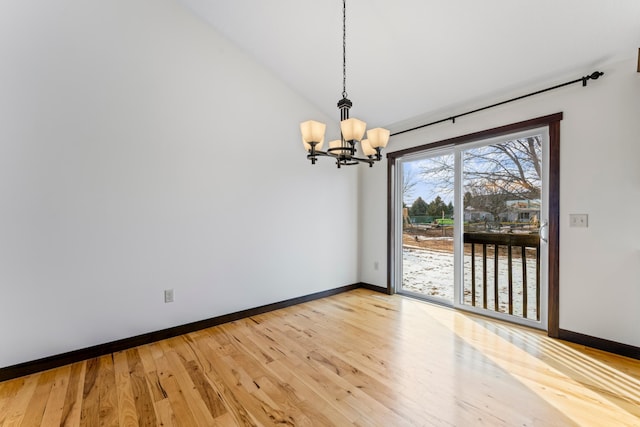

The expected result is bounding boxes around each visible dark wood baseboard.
[558,329,640,360]
[358,282,391,294]
[0,283,366,382]
[4,284,636,382]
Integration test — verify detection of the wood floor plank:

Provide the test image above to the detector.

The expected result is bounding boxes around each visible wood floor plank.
[160,345,217,426]
[182,331,260,426]
[135,344,169,404]
[113,351,140,427]
[235,319,408,425]
[1,289,639,426]
[153,349,201,427]
[79,357,101,426]
[265,358,367,425]
[153,398,178,427]
[1,373,40,427]
[60,362,86,427]
[184,359,228,418]
[20,369,58,426]
[39,365,72,426]
[0,377,26,424]
[216,322,356,425]
[125,348,158,426]
[97,354,119,426]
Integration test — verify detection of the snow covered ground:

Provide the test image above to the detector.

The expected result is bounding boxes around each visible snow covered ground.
[402,242,539,320]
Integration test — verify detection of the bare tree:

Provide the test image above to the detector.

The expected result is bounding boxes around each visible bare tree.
[402,167,419,204]
[418,136,542,220]
[464,137,541,199]
[414,153,455,201]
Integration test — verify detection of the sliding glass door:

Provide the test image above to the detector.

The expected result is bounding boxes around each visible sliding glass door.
[399,149,455,304]
[394,128,549,330]
[459,132,548,326]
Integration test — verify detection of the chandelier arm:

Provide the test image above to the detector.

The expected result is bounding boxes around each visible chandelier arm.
[307,149,378,167]
[308,150,329,157]
[349,155,376,163]
[307,150,337,160]
[307,150,374,162]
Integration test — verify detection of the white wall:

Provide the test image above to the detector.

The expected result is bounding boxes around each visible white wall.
[0,0,358,368]
[359,57,640,347]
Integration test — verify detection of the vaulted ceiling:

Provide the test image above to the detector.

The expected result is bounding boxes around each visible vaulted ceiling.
[179,0,640,130]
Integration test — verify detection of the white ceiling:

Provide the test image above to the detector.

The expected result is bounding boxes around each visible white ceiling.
[179,0,640,130]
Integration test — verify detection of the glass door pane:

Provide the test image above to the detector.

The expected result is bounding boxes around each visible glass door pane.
[400,151,455,304]
[460,135,545,324]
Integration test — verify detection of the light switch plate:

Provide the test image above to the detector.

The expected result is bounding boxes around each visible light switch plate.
[569,214,588,228]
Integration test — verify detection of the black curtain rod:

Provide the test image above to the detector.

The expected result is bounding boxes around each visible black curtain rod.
[391,71,604,137]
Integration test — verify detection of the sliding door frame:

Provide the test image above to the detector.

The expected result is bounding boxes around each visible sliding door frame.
[387,113,562,337]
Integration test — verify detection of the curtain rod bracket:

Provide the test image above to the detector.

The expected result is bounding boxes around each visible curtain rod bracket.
[583,71,604,86]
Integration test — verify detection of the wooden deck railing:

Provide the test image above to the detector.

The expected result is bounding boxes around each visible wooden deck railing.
[463,232,540,320]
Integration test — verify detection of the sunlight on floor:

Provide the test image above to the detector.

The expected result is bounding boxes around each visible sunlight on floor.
[429,308,640,425]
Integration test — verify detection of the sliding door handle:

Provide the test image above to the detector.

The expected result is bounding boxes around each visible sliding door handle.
[540,220,549,243]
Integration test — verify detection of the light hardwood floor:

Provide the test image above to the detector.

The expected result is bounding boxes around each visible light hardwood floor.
[1,289,639,426]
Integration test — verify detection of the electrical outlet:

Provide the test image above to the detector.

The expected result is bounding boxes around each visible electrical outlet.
[164,289,174,303]
[569,214,588,228]
[374,261,379,270]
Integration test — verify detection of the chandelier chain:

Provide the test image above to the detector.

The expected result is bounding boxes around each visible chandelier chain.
[342,0,347,99]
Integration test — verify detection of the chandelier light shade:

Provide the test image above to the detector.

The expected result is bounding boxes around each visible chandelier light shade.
[361,139,376,157]
[300,120,326,151]
[340,118,367,142]
[300,0,390,168]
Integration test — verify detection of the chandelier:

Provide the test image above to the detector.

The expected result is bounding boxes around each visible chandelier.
[300,0,390,168]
